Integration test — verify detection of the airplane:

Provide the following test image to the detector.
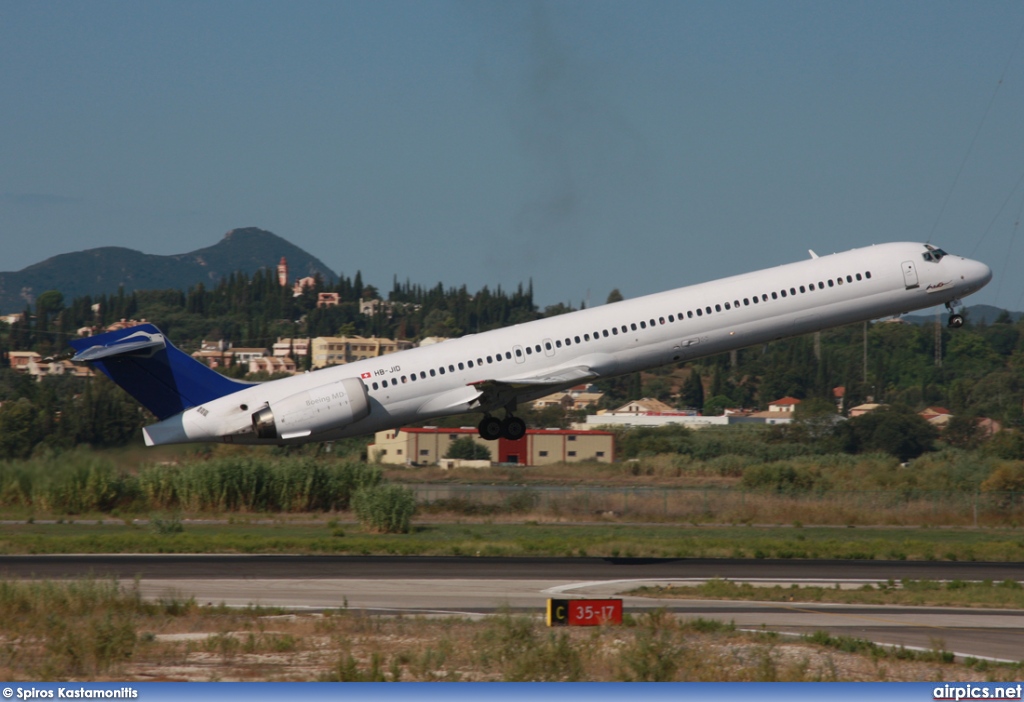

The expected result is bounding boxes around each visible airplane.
[68,242,991,447]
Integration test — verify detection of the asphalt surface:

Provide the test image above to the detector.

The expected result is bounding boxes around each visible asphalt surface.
[0,554,1021,581]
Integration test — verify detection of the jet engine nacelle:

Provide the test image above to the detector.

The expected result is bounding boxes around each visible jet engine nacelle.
[251,377,369,441]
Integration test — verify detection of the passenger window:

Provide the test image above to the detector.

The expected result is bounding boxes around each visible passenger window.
[649,319,656,326]
[790,288,796,295]
[573,336,581,344]
[846,275,852,283]
[837,278,844,285]
[865,271,871,279]
[565,338,571,346]
[555,340,562,348]
[486,356,493,363]
[439,367,445,375]
[583,334,590,341]
[762,294,768,301]
[752,297,758,304]
[659,317,665,324]
[401,376,407,383]
[724,302,731,310]
[668,315,674,322]
[631,323,637,331]
[622,325,628,333]
[772,292,778,299]
[458,362,465,369]
[705,306,712,314]
[808,283,814,291]
[467,360,474,368]
[505,352,511,360]
[372,382,379,390]
[828,280,834,287]
[545,342,552,350]
[515,349,522,358]
[687,311,693,318]
[640,321,646,329]
[818,281,824,288]
[525,347,532,355]
[696,308,703,316]
[420,371,426,379]
[743,298,749,305]
[430,369,437,376]
[799,286,805,293]
[855,273,862,281]
[781,290,787,298]
[535,345,542,352]
[602,330,609,337]
[612,327,619,335]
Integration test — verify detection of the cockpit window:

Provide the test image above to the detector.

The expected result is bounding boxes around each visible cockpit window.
[923,245,947,262]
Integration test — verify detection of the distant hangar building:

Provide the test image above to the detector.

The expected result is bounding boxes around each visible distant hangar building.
[369,427,615,467]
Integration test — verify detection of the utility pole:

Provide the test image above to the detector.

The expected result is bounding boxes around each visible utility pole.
[862,322,868,383]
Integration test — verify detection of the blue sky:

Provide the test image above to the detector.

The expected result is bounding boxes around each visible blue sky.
[3,1,1024,309]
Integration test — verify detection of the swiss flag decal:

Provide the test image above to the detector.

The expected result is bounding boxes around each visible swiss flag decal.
[360,372,372,379]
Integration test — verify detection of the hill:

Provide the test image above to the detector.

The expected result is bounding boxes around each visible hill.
[0,228,336,313]
[903,304,1023,326]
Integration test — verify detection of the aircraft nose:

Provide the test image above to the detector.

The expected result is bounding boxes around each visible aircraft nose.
[961,258,992,292]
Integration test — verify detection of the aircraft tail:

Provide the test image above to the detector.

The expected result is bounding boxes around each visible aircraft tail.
[69,324,250,420]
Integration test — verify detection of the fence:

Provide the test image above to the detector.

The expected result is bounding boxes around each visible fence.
[409,483,1024,526]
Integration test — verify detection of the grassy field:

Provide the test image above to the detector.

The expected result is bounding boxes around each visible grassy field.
[0,579,1019,682]
[1,519,1023,561]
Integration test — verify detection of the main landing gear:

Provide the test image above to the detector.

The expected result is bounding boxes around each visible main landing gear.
[477,413,526,441]
[946,299,965,329]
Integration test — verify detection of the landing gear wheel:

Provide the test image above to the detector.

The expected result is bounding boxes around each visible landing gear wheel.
[478,415,502,441]
[500,416,527,441]
[948,314,964,329]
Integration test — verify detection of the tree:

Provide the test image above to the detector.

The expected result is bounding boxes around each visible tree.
[680,369,704,409]
[834,406,938,462]
[702,395,732,417]
[0,398,42,459]
[943,414,985,450]
[606,289,624,304]
[444,436,492,461]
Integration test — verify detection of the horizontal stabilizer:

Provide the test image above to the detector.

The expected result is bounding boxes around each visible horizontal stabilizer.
[71,328,166,362]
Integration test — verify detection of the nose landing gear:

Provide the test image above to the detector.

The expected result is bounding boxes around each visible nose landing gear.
[945,299,965,328]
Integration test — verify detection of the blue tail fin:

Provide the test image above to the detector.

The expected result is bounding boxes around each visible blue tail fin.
[69,324,250,420]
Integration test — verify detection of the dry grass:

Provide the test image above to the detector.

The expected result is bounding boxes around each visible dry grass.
[0,580,1020,682]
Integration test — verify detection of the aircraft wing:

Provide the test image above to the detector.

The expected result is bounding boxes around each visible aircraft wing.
[469,365,598,412]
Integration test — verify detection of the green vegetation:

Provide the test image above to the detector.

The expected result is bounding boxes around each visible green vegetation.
[351,484,416,533]
[631,578,1024,609]
[0,451,382,514]
[0,521,1021,561]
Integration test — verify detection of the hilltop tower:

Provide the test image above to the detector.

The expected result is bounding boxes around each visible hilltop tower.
[277,257,288,287]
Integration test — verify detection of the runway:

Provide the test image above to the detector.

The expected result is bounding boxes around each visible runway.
[2,554,1022,662]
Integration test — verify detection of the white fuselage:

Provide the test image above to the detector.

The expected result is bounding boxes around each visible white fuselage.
[143,242,991,446]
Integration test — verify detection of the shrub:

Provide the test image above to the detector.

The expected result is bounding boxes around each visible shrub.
[352,484,416,533]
